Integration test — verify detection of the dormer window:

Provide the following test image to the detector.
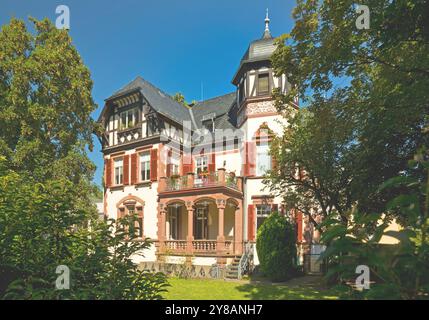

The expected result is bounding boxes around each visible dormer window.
[119,107,139,130]
[257,73,269,96]
[203,120,214,133]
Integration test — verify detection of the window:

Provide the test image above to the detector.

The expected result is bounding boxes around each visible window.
[125,205,143,238]
[203,120,214,133]
[256,204,272,230]
[170,156,180,176]
[256,142,272,176]
[119,107,139,130]
[139,152,151,181]
[195,155,208,177]
[257,73,269,96]
[167,206,180,240]
[114,158,123,185]
[239,80,245,103]
[195,207,208,239]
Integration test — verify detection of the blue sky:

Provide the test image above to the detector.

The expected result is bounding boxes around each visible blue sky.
[0,0,296,186]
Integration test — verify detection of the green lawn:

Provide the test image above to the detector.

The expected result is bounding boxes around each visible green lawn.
[163,276,345,300]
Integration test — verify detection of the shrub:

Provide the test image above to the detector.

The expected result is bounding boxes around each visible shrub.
[256,212,297,281]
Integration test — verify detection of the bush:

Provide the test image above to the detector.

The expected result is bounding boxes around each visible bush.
[256,212,297,281]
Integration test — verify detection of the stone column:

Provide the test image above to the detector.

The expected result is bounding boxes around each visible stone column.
[186,201,194,256]
[234,200,243,255]
[216,199,226,251]
[217,168,226,185]
[156,203,167,260]
[186,172,194,188]
[158,176,167,192]
[216,199,226,265]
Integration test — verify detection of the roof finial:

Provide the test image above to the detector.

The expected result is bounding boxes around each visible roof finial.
[262,8,272,39]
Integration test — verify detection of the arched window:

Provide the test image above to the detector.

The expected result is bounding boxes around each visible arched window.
[117,196,145,238]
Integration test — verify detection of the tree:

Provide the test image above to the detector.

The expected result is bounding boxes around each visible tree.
[267,0,429,298]
[256,212,297,281]
[0,18,168,299]
[268,0,429,229]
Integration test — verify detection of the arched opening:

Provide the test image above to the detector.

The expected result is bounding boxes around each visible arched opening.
[165,201,186,240]
[116,195,145,238]
[194,198,217,240]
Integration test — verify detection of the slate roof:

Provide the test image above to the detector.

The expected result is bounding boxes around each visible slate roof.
[106,76,192,125]
[102,77,238,131]
[190,92,237,130]
[240,37,276,64]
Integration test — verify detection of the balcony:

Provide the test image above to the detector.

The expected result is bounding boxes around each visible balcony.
[158,168,243,194]
[163,240,234,256]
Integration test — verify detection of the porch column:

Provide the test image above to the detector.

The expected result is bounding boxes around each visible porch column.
[234,200,243,255]
[157,203,167,256]
[186,201,194,255]
[216,199,226,254]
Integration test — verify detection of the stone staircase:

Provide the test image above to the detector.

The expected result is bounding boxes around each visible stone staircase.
[225,256,241,280]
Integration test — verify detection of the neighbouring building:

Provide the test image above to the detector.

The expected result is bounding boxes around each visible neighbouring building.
[98,13,315,278]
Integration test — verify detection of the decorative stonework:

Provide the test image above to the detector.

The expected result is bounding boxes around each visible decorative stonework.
[247,100,277,116]
[238,100,277,126]
[138,261,227,279]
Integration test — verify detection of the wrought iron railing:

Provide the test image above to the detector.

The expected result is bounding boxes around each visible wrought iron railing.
[194,172,219,188]
[166,176,188,191]
[238,242,254,279]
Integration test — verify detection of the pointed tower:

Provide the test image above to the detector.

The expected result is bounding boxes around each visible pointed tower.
[232,10,289,127]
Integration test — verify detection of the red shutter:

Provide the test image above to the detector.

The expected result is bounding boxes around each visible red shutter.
[150,149,158,181]
[105,159,112,187]
[208,153,216,173]
[123,155,130,185]
[182,154,193,174]
[271,154,277,172]
[297,211,303,242]
[248,141,256,176]
[272,204,278,212]
[131,153,138,184]
[166,149,172,177]
[248,204,255,241]
[243,142,257,177]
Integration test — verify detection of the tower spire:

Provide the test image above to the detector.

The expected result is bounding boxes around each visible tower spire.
[262,8,272,39]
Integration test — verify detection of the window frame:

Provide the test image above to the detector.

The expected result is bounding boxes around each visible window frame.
[256,204,272,230]
[114,157,124,185]
[195,155,208,176]
[257,73,270,96]
[139,151,151,182]
[256,141,272,176]
[119,107,140,130]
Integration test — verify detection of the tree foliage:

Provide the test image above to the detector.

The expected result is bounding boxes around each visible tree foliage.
[256,213,297,281]
[268,0,429,227]
[0,18,167,299]
[267,0,429,297]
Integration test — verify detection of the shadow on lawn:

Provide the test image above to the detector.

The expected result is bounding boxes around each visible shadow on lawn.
[235,275,348,300]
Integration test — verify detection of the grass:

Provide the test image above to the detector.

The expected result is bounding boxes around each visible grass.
[163,276,346,300]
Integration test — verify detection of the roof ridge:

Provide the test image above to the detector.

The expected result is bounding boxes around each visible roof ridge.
[194,92,235,105]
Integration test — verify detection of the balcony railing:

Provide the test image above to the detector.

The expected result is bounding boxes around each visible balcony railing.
[165,240,187,252]
[161,240,234,255]
[192,240,217,253]
[166,176,188,191]
[159,168,242,193]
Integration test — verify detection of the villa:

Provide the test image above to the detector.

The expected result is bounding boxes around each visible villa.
[97,14,316,278]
